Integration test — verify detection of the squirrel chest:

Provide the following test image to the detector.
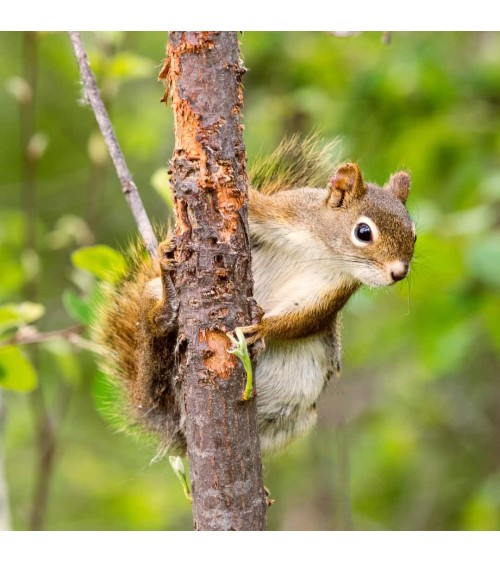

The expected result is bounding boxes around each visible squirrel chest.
[249,208,353,453]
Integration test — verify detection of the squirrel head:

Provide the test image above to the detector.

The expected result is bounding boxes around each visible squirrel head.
[319,162,416,287]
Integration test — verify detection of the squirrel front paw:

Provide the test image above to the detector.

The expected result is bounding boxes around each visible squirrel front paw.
[240,323,266,348]
[159,238,176,272]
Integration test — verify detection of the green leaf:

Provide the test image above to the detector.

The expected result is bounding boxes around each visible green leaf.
[72,245,126,284]
[63,289,91,325]
[0,346,38,392]
[0,302,46,335]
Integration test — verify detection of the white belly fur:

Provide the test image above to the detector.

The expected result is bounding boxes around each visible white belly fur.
[248,224,351,453]
[255,334,331,454]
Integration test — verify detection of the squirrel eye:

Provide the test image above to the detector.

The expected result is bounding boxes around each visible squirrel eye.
[354,222,372,243]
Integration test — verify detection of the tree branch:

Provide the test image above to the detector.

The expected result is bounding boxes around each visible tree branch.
[164,31,267,530]
[68,31,159,262]
[0,325,102,354]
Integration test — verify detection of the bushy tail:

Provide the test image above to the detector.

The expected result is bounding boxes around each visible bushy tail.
[248,133,341,195]
[92,239,186,456]
[92,241,156,383]
[91,242,159,431]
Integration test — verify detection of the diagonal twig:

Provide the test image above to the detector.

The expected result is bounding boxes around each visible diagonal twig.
[68,31,159,262]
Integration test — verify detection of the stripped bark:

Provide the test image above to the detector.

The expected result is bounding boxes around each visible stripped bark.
[161,31,267,530]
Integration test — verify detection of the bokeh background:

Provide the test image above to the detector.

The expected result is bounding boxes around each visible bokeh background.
[0,31,499,531]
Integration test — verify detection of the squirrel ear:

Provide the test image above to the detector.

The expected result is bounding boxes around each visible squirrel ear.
[385,171,411,204]
[326,163,366,207]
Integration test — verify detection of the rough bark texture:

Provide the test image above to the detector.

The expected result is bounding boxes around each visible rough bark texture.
[161,31,267,530]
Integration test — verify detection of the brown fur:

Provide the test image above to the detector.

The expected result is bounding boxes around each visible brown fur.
[93,138,415,456]
[249,133,340,195]
[92,244,186,455]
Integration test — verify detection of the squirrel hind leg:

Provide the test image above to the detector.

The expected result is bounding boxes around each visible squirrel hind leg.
[134,325,186,457]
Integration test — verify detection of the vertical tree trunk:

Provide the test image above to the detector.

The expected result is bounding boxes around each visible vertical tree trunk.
[161,31,267,530]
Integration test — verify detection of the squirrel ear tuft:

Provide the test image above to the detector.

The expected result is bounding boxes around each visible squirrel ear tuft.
[326,162,366,207]
[385,171,411,204]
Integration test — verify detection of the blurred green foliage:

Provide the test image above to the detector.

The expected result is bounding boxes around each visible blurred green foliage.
[0,31,499,531]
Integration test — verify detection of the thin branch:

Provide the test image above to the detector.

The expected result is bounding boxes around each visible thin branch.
[1,325,104,355]
[1,325,81,347]
[68,31,159,262]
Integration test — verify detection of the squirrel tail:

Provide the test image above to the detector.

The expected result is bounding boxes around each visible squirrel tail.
[92,240,155,388]
[92,238,187,456]
[248,132,341,195]
[91,242,160,438]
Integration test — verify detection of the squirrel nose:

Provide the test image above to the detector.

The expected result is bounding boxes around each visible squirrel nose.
[390,262,409,282]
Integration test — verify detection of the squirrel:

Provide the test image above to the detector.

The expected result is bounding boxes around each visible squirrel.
[93,136,416,457]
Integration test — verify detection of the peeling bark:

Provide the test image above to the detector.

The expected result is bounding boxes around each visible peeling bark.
[162,31,267,530]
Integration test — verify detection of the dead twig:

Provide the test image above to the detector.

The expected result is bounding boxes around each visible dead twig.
[1,325,104,355]
[68,31,159,262]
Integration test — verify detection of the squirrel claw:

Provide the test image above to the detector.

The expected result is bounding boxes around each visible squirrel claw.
[159,238,176,254]
[159,239,176,271]
[264,485,275,506]
[160,256,176,272]
[240,324,266,348]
